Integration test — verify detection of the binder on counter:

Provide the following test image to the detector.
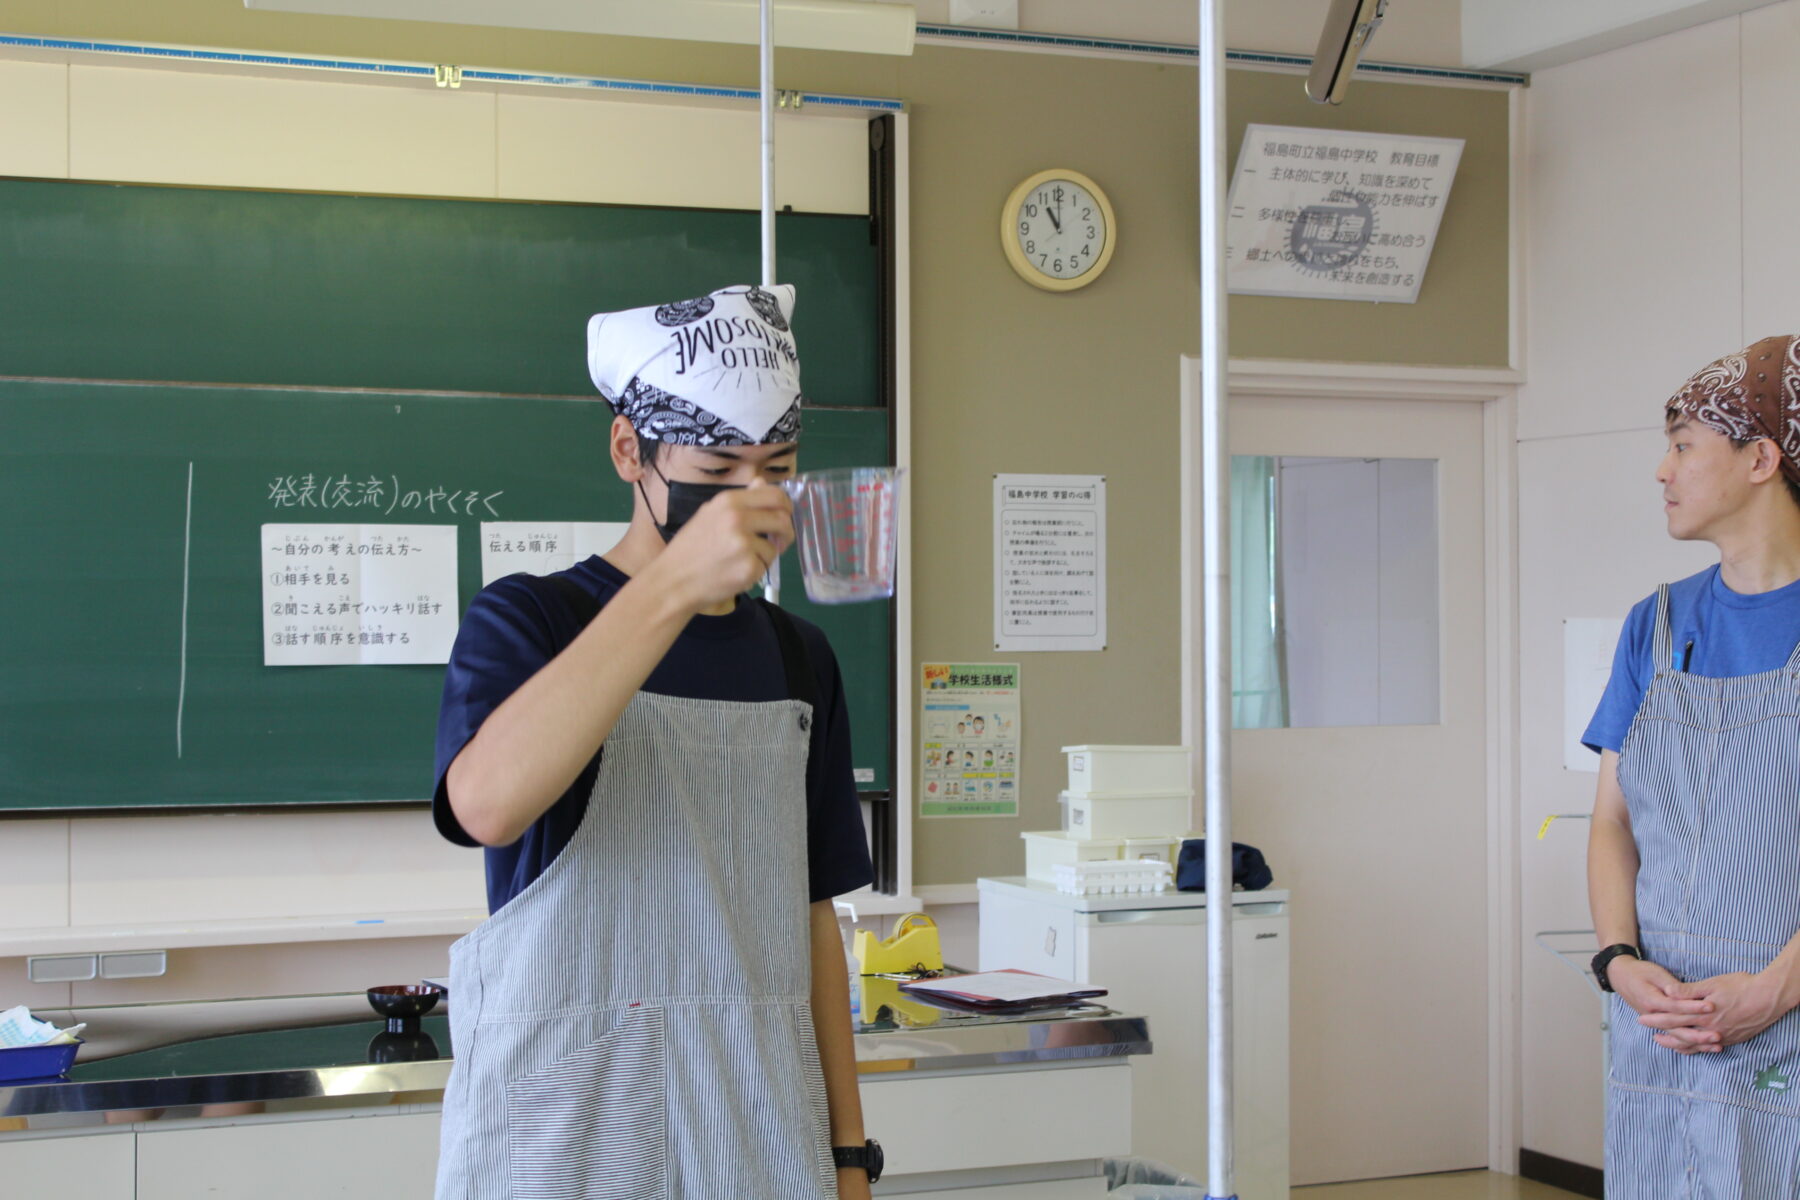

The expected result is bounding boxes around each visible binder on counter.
[898,969,1107,1011]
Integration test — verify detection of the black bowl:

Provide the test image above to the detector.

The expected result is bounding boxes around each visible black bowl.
[367,983,445,1032]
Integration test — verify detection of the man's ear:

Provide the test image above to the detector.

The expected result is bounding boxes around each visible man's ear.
[610,415,645,483]
[1750,437,1786,485]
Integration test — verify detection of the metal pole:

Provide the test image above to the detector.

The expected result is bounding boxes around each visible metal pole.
[760,0,776,289]
[759,0,784,605]
[1197,1,1235,1197]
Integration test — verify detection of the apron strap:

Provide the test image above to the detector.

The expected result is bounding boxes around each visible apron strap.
[1652,584,1675,673]
[542,574,818,711]
[542,574,602,628]
[758,599,820,712]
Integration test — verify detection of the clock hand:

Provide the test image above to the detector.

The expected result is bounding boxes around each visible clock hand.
[1045,205,1061,233]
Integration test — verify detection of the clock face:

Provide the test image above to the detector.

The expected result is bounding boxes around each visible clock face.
[1014,178,1107,281]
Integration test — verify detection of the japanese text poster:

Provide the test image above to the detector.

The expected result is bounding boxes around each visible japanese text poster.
[261,524,458,666]
[994,474,1106,652]
[480,522,631,586]
[1225,123,1463,303]
[921,663,1020,818]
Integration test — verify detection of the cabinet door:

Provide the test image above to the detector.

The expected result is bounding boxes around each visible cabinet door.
[861,1061,1131,1176]
[977,895,1078,978]
[0,1132,135,1198]
[138,1110,441,1199]
[1076,909,1290,1199]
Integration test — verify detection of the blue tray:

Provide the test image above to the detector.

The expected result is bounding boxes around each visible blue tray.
[0,1039,81,1083]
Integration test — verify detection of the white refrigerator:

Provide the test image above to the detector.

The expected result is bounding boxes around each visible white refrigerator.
[977,877,1290,1199]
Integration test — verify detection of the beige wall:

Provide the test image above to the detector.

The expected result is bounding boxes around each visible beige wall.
[0,4,1512,897]
[1517,1,1800,1168]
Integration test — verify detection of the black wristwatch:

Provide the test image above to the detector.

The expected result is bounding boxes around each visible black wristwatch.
[1592,943,1643,993]
[833,1139,883,1183]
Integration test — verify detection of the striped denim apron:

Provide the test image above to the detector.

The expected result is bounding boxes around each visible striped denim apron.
[1608,584,1800,1197]
[435,598,837,1200]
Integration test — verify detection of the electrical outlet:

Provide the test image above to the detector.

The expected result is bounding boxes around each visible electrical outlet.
[950,0,1019,30]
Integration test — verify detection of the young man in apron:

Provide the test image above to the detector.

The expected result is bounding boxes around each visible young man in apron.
[432,285,880,1199]
[1586,335,1800,1195]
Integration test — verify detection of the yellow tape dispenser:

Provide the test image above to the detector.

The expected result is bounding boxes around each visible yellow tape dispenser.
[853,912,944,977]
[858,975,943,1027]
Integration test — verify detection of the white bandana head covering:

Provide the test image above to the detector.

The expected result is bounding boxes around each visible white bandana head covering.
[586,283,803,446]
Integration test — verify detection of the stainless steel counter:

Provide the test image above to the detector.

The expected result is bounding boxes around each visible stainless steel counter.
[0,996,1149,1131]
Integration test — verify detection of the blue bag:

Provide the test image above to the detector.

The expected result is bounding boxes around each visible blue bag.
[1175,839,1273,893]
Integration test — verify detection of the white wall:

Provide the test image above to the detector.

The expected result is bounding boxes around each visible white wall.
[0,47,872,1002]
[1516,1,1800,1167]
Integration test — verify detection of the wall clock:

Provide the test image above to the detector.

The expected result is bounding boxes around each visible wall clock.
[1000,168,1116,292]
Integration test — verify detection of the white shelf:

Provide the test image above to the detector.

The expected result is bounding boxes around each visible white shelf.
[0,909,486,958]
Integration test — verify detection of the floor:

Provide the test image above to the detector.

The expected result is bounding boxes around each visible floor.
[1297,1171,1585,1199]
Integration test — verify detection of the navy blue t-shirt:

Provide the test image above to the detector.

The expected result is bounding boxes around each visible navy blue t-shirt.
[434,555,873,912]
[1584,565,1800,754]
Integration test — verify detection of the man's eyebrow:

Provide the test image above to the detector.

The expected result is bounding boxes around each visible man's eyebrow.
[1666,420,1692,435]
[693,445,797,461]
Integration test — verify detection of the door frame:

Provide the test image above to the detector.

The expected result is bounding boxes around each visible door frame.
[1179,355,1524,1174]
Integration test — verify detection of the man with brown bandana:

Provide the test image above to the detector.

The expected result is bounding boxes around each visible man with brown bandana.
[1584,335,1800,1194]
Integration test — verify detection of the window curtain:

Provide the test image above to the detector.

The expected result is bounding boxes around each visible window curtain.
[1231,455,1288,729]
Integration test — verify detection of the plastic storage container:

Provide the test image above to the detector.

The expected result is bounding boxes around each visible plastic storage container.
[0,1038,81,1083]
[1064,789,1193,839]
[1062,745,1191,794]
[1022,830,1130,881]
[1121,834,1187,865]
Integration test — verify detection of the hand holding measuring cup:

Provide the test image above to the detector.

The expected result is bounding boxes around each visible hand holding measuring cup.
[772,467,904,605]
[656,482,795,612]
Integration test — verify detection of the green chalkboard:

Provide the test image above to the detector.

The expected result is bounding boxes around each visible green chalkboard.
[0,180,892,813]
[0,178,880,405]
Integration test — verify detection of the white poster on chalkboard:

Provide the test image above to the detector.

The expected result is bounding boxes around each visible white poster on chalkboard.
[261,524,459,666]
[1226,123,1463,304]
[480,522,630,586]
[994,474,1106,652]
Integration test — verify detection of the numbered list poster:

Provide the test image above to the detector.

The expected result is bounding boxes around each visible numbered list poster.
[994,474,1105,652]
[920,663,1020,818]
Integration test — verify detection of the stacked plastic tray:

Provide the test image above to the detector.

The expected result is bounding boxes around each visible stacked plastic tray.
[1021,745,1198,895]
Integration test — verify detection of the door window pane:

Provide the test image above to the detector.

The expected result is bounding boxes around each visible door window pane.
[1230,456,1440,728]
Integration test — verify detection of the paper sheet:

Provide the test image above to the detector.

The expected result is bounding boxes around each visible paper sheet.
[994,474,1106,652]
[261,524,459,666]
[480,522,630,586]
[921,663,1021,818]
[1563,617,1624,772]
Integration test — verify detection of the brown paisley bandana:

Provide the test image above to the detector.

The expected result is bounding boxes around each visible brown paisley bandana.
[1666,335,1800,487]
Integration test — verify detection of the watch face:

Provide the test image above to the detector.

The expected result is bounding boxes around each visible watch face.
[1015,178,1106,281]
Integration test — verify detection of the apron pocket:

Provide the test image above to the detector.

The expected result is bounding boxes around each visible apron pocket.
[504,1006,668,1200]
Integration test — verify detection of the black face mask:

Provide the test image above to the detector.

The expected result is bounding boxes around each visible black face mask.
[639,459,742,543]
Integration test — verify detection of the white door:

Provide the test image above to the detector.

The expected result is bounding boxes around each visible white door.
[1222,390,1490,1185]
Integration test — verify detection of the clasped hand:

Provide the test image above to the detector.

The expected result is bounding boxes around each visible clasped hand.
[1614,959,1790,1054]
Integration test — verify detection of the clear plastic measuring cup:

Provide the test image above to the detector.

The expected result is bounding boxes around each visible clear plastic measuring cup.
[780,466,904,604]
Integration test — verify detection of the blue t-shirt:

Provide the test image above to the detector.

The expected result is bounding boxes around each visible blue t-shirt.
[433,555,873,912]
[1584,565,1800,754]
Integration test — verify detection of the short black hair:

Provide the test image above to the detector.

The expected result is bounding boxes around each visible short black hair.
[636,431,663,469]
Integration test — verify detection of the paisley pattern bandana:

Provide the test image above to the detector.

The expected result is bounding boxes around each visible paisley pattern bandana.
[585,284,803,447]
[1666,335,1800,487]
